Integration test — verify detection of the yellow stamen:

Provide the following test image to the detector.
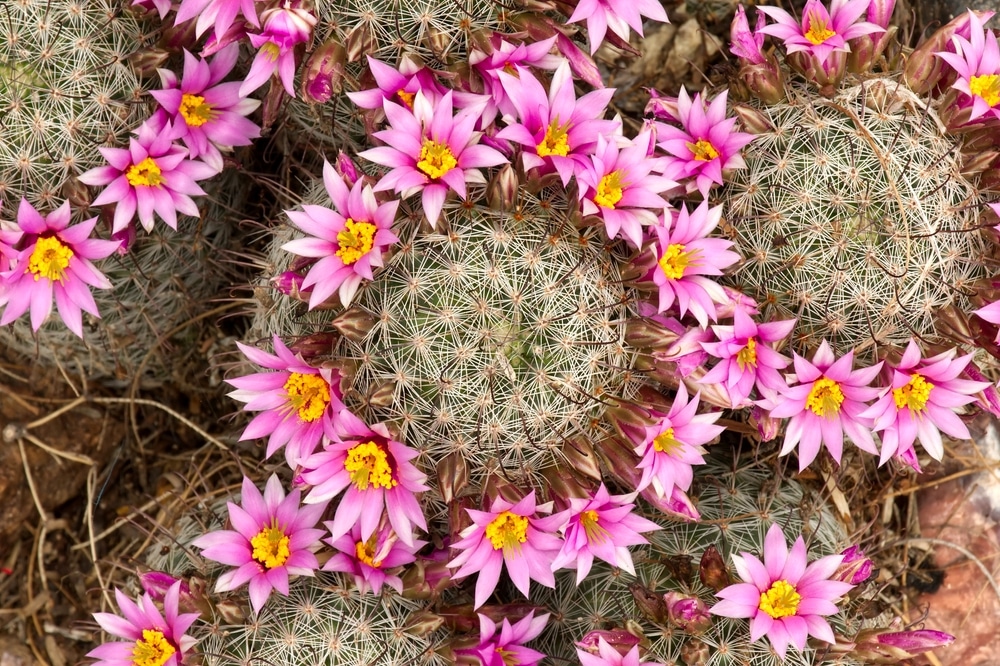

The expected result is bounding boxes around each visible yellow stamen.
[131,629,176,666]
[892,373,934,414]
[336,218,378,265]
[27,236,73,283]
[344,441,397,490]
[250,524,291,569]
[658,243,699,280]
[485,511,529,553]
[736,337,757,371]
[396,89,415,109]
[653,426,683,455]
[355,537,383,568]
[537,119,571,158]
[126,157,165,187]
[804,10,836,45]
[261,41,280,62]
[417,139,458,180]
[179,93,213,127]
[283,372,331,422]
[579,509,610,545]
[970,74,1000,107]
[806,377,845,418]
[758,580,801,619]
[687,139,719,161]
[594,170,625,209]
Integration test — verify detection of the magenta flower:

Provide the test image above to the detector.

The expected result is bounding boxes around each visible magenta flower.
[150,45,262,173]
[935,11,1000,122]
[323,518,425,595]
[731,5,767,65]
[174,0,259,38]
[348,56,449,111]
[765,341,883,470]
[87,582,199,666]
[282,160,399,308]
[700,307,796,407]
[630,383,725,499]
[360,90,507,228]
[710,523,855,659]
[299,409,428,547]
[651,202,740,328]
[191,475,326,614]
[240,4,317,97]
[0,199,118,337]
[758,0,884,65]
[226,335,345,466]
[657,88,756,198]
[861,340,990,465]
[566,0,669,54]
[470,35,564,118]
[495,62,616,186]
[577,638,665,666]
[448,491,566,608]
[469,611,549,666]
[550,484,660,583]
[78,117,218,233]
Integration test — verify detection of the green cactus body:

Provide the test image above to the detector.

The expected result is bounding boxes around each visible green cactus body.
[722,78,989,361]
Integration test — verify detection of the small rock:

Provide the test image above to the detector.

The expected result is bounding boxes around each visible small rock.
[0,635,36,666]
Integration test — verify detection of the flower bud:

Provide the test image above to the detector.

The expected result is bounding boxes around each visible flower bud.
[905,10,995,94]
[403,610,445,636]
[630,583,669,624]
[287,332,337,359]
[436,450,469,505]
[334,151,362,188]
[486,163,519,211]
[740,56,786,104]
[834,545,874,585]
[576,629,641,656]
[750,405,780,441]
[699,545,731,592]
[271,271,309,299]
[130,47,171,78]
[849,624,955,661]
[301,39,347,103]
[679,637,711,666]
[344,22,375,62]
[330,306,376,342]
[644,90,679,122]
[112,223,136,256]
[663,592,712,634]
[140,572,188,602]
[730,5,766,65]
[731,104,774,134]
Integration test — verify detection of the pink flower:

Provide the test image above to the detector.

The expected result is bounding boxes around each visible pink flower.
[174,0,259,38]
[731,5,767,65]
[0,199,118,337]
[764,341,883,470]
[468,611,549,666]
[299,409,428,547]
[758,0,884,65]
[240,4,317,97]
[657,88,756,198]
[861,340,990,465]
[650,202,740,328]
[191,475,327,614]
[323,518,425,594]
[935,11,1000,122]
[347,56,448,111]
[975,297,1000,342]
[360,90,508,228]
[226,335,345,466]
[448,491,566,608]
[150,45,261,173]
[710,523,855,659]
[470,35,564,118]
[78,117,218,233]
[87,582,199,666]
[282,160,399,308]
[629,383,725,499]
[550,484,660,583]
[700,307,796,407]
[577,638,665,666]
[495,62,616,186]
[566,0,669,54]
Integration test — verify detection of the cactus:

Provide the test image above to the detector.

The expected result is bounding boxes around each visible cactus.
[721,77,990,362]
[0,0,151,209]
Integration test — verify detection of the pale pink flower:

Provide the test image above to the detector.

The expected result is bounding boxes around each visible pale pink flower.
[935,10,1000,122]
[240,4,317,97]
[758,0,884,65]
[323,518,425,594]
[566,0,669,54]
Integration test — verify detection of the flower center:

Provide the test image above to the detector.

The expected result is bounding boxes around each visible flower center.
[250,524,291,569]
[653,426,683,454]
[126,157,165,187]
[417,138,458,180]
[336,218,377,265]
[804,10,836,45]
[283,372,331,422]
[261,41,280,62]
[970,74,1000,107]
[344,441,397,490]
[396,89,415,109]
[27,236,73,283]
[537,119,571,158]
[131,628,176,666]
[758,579,801,619]
[179,93,213,127]
[806,377,845,418]
[593,170,625,209]
[658,243,699,279]
[892,373,934,414]
[355,537,383,568]
[687,139,719,161]
[485,510,529,552]
[736,337,757,371]
[579,509,609,545]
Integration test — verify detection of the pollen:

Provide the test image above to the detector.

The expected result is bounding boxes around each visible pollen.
[594,171,625,209]
[355,537,383,568]
[736,337,758,371]
[27,236,73,282]
[892,373,934,414]
[485,510,529,552]
[130,629,176,666]
[758,579,801,619]
[283,372,331,422]
[396,89,415,109]
[179,93,213,127]
[261,41,280,62]
[336,218,378,265]
[126,157,165,187]
[537,119,571,158]
[970,74,1000,107]
[804,10,836,45]
[658,244,698,279]
[806,377,845,417]
[417,138,458,180]
[653,426,683,454]
[344,441,397,490]
[250,524,291,569]
[687,139,720,161]
[579,509,609,544]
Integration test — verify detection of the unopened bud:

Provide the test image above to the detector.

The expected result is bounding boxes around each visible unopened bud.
[750,405,780,441]
[130,48,171,78]
[403,610,445,636]
[679,637,711,666]
[629,583,668,624]
[215,598,245,624]
[330,307,376,342]
[112,224,136,256]
[301,39,347,103]
[905,10,995,94]
[335,151,361,188]
[140,572,187,603]
[344,22,374,62]
[644,90,679,122]
[576,629,640,656]
[699,545,731,592]
[663,592,712,634]
[487,163,519,211]
[731,104,774,134]
[834,545,874,585]
[555,31,604,88]
[436,451,469,505]
[271,271,309,299]
[286,332,337,359]
[730,5,766,65]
